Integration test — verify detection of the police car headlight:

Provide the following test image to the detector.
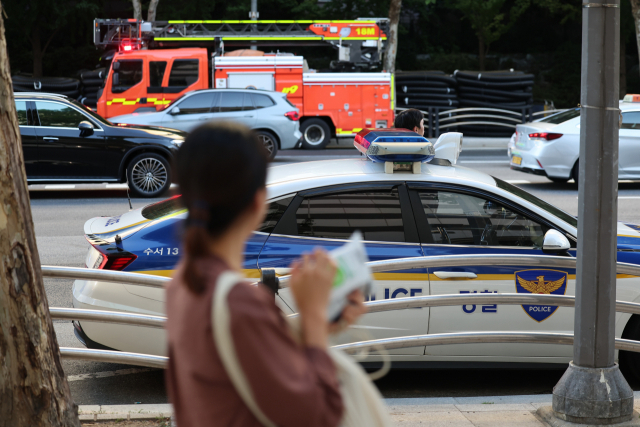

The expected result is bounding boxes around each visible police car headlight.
[171,139,184,148]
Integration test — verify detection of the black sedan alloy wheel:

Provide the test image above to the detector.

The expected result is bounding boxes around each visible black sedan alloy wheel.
[127,153,171,197]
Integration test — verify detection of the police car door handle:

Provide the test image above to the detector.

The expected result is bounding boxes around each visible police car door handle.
[433,271,477,280]
[43,137,59,140]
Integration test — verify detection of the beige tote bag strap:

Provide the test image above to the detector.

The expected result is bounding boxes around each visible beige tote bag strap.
[212,272,278,427]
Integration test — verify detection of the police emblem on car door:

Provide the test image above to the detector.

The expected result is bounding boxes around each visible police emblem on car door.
[515,270,568,322]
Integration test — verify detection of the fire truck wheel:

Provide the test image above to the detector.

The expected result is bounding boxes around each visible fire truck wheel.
[256,130,278,160]
[126,153,171,198]
[301,119,331,149]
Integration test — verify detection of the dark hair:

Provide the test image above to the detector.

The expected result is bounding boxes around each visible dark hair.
[394,109,424,131]
[175,121,268,293]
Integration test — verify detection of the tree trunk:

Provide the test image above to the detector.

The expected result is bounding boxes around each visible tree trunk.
[0,3,79,426]
[147,0,160,22]
[478,34,486,71]
[621,36,627,99]
[30,26,43,78]
[132,0,142,21]
[383,0,402,74]
[631,0,640,80]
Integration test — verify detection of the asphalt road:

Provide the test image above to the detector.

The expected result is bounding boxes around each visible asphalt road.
[32,147,640,405]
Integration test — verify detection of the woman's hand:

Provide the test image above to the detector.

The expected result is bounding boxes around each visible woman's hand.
[329,290,367,335]
[289,249,336,349]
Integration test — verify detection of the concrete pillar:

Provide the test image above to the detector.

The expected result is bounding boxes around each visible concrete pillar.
[551,0,634,424]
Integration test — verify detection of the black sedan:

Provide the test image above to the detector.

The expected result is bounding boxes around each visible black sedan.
[14,93,186,197]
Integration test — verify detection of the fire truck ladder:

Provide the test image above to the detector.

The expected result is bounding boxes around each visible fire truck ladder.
[94,18,389,67]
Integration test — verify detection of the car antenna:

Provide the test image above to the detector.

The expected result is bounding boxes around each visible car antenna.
[125,170,133,211]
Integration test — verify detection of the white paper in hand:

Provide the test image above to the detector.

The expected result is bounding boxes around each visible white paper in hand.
[327,231,372,321]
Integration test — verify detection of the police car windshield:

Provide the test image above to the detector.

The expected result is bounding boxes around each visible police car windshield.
[539,108,580,124]
[494,178,578,228]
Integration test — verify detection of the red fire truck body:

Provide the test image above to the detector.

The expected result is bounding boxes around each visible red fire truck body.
[95,19,394,148]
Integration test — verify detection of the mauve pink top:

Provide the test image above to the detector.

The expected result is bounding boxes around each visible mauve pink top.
[165,255,344,427]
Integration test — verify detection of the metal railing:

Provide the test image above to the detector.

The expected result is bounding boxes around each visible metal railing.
[57,332,640,370]
[395,107,566,138]
[276,254,640,288]
[42,265,169,288]
[46,255,640,368]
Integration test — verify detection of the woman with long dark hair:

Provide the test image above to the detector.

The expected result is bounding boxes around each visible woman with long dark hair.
[165,122,366,427]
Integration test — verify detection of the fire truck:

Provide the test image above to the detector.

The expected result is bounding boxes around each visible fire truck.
[93,19,394,149]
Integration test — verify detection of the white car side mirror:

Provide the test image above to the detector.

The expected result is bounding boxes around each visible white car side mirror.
[542,229,571,253]
[170,107,180,115]
[433,132,463,165]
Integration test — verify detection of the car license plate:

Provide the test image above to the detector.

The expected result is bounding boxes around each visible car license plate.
[512,156,522,165]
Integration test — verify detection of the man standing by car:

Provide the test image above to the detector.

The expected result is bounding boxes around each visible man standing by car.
[394,109,424,136]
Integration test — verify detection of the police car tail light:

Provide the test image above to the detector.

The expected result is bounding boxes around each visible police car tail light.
[89,245,137,271]
[529,132,562,141]
[284,111,300,121]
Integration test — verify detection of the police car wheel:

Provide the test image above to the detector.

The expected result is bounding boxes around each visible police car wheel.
[256,130,278,160]
[620,315,640,382]
[127,153,171,198]
[301,119,331,149]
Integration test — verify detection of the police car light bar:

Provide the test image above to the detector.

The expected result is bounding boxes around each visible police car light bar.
[354,128,434,174]
[354,129,463,174]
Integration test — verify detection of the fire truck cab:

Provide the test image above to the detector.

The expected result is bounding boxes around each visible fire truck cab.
[98,48,209,119]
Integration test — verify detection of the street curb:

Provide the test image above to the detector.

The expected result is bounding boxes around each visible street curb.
[78,393,640,422]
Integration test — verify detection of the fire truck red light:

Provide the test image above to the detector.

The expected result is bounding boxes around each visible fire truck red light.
[123,45,132,51]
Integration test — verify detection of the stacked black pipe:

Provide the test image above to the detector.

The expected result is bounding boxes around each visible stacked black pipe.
[79,68,106,109]
[454,70,534,137]
[12,76,80,98]
[395,71,458,111]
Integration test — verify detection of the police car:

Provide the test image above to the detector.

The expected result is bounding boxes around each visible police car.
[73,129,640,375]
[510,95,640,183]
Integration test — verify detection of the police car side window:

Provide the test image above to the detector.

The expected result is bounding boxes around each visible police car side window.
[419,191,546,247]
[295,190,405,242]
[621,112,640,129]
[258,196,294,233]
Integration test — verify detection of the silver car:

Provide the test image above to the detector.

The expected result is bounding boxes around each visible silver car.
[110,89,302,159]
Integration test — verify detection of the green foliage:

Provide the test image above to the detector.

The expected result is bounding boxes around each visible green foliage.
[451,0,530,50]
